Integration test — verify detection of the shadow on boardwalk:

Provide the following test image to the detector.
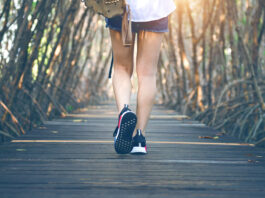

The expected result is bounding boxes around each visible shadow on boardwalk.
[0,103,264,198]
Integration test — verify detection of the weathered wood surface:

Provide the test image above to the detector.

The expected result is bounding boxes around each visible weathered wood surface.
[0,103,264,198]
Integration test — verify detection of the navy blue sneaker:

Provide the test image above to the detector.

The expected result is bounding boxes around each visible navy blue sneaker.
[131,129,147,154]
[113,104,137,154]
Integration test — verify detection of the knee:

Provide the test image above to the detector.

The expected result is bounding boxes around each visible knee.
[114,61,133,77]
[136,65,157,81]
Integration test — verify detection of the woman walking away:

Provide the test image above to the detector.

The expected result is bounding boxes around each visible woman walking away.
[106,0,176,154]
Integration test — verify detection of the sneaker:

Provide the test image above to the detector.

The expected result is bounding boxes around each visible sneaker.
[113,104,137,154]
[131,129,147,154]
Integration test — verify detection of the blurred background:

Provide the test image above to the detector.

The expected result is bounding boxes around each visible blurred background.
[0,0,264,144]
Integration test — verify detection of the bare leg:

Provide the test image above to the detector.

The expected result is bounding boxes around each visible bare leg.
[134,31,164,136]
[109,29,135,113]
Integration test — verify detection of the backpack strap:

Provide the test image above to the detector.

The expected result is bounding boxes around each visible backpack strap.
[108,51,114,79]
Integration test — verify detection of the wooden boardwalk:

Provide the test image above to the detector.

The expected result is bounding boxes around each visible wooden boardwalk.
[0,103,265,198]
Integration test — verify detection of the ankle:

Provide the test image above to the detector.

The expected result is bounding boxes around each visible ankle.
[118,104,129,114]
[133,128,145,137]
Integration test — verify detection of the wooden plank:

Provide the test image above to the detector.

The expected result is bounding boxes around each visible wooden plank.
[0,103,264,198]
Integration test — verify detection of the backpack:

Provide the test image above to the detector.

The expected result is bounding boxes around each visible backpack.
[81,0,125,18]
[81,0,132,47]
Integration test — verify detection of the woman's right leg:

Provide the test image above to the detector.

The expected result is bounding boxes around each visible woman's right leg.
[109,29,135,113]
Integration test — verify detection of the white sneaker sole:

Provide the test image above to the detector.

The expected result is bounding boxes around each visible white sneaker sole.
[130,146,147,154]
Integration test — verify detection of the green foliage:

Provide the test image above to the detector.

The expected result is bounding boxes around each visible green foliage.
[242,16,247,25]
[66,105,73,113]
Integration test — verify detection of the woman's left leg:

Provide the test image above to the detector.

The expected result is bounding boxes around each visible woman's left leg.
[134,31,164,137]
